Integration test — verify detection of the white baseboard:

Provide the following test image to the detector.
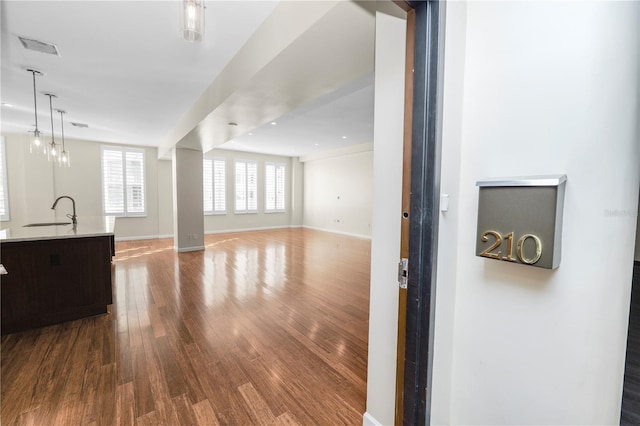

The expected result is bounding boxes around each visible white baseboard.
[302,225,372,240]
[115,234,170,242]
[204,225,294,235]
[363,412,384,426]
[175,245,205,252]
[113,225,363,243]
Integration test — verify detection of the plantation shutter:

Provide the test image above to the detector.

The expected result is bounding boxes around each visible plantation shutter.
[101,146,146,216]
[125,151,145,214]
[213,159,226,213]
[247,162,257,211]
[235,160,257,213]
[102,149,125,214]
[265,163,285,212]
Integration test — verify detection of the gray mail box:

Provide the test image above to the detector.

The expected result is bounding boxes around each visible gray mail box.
[475,175,567,269]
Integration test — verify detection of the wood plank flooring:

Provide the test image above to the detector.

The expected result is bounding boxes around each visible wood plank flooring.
[621,262,640,425]
[1,228,371,425]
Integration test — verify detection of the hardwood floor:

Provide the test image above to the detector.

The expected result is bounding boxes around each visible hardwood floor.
[1,229,371,425]
[621,262,640,425]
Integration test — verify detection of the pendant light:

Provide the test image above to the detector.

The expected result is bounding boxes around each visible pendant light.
[27,69,44,153]
[44,93,59,161]
[56,109,70,167]
[181,0,204,42]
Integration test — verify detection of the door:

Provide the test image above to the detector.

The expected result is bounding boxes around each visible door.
[394,6,416,425]
[397,1,446,425]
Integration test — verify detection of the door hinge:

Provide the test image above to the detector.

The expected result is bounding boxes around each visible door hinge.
[398,258,408,289]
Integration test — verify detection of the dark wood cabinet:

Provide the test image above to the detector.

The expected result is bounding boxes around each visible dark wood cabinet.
[0,236,113,334]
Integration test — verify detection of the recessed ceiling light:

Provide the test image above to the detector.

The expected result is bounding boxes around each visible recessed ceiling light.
[342,136,347,139]
[248,132,253,136]
[270,122,277,126]
[314,143,319,146]
[1,103,13,108]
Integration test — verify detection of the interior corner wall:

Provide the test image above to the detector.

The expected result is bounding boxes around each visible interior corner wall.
[1,133,169,240]
[434,2,640,424]
[364,10,406,426]
[302,150,373,238]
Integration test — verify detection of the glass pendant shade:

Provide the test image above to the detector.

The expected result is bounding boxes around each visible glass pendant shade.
[29,129,44,154]
[181,0,204,42]
[44,93,59,162]
[27,69,45,154]
[57,109,70,168]
[59,149,70,167]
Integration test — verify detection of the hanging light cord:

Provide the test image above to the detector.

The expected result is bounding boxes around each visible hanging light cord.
[31,71,39,132]
[59,110,66,151]
[48,95,55,144]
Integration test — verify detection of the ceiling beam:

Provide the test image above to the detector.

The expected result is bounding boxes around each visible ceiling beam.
[158,0,375,159]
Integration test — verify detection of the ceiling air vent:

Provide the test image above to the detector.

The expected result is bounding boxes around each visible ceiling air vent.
[18,36,60,56]
[70,122,89,128]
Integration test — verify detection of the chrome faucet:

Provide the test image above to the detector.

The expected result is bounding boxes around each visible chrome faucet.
[51,196,77,225]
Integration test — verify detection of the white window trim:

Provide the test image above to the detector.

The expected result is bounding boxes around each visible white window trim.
[100,145,147,217]
[203,157,227,215]
[234,159,258,214]
[264,162,286,213]
[0,137,10,221]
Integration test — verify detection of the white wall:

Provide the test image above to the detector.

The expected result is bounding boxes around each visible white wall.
[433,2,640,424]
[203,149,300,233]
[173,147,204,251]
[1,135,303,240]
[430,1,468,423]
[1,133,167,239]
[302,149,373,238]
[364,10,406,426]
[157,159,174,237]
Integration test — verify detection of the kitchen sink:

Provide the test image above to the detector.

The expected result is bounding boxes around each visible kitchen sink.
[23,222,72,227]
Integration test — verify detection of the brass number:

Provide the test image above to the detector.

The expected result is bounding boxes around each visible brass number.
[502,232,517,262]
[516,233,543,264]
[479,231,543,265]
[479,230,502,259]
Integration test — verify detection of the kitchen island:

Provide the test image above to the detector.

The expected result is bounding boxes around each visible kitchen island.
[0,216,115,334]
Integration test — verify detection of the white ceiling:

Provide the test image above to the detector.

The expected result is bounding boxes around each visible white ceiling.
[0,1,376,158]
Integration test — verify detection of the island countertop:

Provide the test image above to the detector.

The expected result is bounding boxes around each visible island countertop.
[0,216,115,243]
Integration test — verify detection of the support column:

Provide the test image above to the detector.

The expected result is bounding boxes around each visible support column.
[172,147,204,252]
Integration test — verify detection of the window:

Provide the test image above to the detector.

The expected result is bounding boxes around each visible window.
[235,160,257,213]
[0,137,9,221]
[203,158,226,214]
[101,146,146,216]
[265,162,286,212]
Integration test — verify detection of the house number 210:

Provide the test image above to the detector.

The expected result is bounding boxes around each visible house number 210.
[479,231,543,265]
